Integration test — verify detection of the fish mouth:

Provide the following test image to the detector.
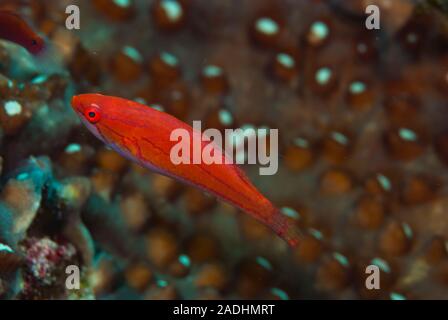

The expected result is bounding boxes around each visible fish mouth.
[71,95,82,113]
[71,96,84,116]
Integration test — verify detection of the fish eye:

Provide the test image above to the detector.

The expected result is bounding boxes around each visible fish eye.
[84,106,101,124]
[31,39,37,46]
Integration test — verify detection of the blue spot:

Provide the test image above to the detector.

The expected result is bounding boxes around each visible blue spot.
[161,52,178,67]
[218,109,233,126]
[113,0,131,8]
[65,143,81,154]
[134,97,147,104]
[331,131,348,145]
[402,223,413,239]
[276,53,295,68]
[349,81,366,94]
[270,288,289,300]
[203,65,222,78]
[310,228,323,240]
[31,74,48,84]
[390,292,406,300]
[122,46,143,63]
[399,128,417,141]
[376,174,391,191]
[315,67,332,85]
[371,257,390,273]
[333,252,349,267]
[294,138,309,148]
[157,279,168,287]
[255,18,279,35]
[281,207,300,220]
[151,104,165,112]
[16,173,29,181]
[178,254,191,268]
[311,21,329,39]
[0,243,13,253]
[4,101,22,116]
[161,0,182,21]
[256,256,272,271]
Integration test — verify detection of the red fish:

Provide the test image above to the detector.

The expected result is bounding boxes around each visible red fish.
[71,94,301,247]
[0,10,44,55]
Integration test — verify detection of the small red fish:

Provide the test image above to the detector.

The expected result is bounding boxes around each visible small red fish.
[0,10,44,55]
[71,94,301,247]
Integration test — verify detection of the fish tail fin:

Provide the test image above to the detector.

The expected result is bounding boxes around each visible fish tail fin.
[267,208,302,248]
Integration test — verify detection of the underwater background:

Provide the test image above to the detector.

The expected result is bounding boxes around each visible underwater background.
[1,0,448,300]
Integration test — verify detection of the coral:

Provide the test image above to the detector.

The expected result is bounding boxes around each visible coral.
[19,237,78,299]
[1,157,52,244]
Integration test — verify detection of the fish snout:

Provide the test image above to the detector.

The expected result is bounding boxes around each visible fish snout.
[71,95,83,113]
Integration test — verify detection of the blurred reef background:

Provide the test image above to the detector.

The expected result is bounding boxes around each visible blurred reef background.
[1,0,448,299]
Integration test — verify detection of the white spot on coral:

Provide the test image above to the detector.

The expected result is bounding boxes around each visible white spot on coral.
[402,223,413,239]
[218,109,233,126]
[371,257,390,273]
[161,52,178,66]
[390,292,406,300]
[256,256,272,270]
[276,53,295,68]
[333,252,349,267]
[16,173,29,181]
[203,65,222,78]
[65,143,82,154]
[178,254,190,267]
[315,67,332,85]
[255,17,279,35]
[4,101,22,116]
[399,128,417,141]
[294,137,309,148]
[0,243,13,253]
[134,97,147,104]
[310,228,323,240]
[113,0,131,8]
[151,104,165,112]
[31,74,48,84]
[331,131,348,145]
[281,207,300,220]
[122,46,143,63]
[377,174,391,191]
[161,0,182,22]
[310,21,329,40]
